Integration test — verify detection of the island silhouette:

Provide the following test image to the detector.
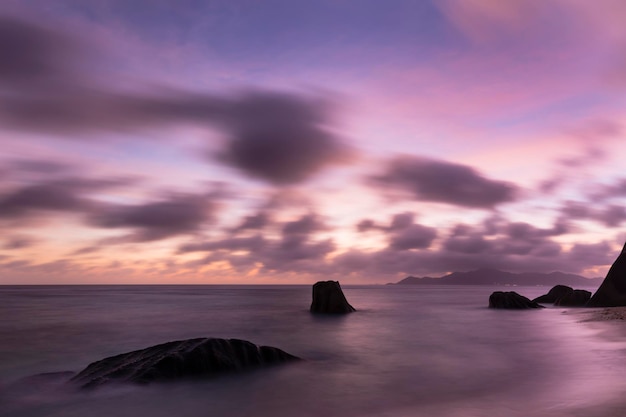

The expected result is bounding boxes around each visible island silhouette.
[390,269,601,287]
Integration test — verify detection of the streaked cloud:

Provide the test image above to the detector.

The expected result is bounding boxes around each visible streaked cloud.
[369,156,518,208]
[87,192,216,242]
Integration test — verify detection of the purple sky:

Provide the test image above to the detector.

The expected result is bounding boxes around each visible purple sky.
[1,0,626,284]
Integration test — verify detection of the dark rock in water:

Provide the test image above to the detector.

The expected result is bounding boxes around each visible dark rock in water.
[533,285,573,304]
[554,289,592,306]
[489,291,544,309]
[588,242,626,307]
[310,280,356,314]
[70,338,300,389]
[533,285,591,306]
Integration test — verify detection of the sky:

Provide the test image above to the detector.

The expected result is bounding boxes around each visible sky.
[1,0,626,284]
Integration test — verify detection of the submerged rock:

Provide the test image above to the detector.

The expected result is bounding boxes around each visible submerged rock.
[588,242,626,307]
[310,280,356,314]
[71,338,300,389]
[488,291,544,309]
[532,285,573,304]
[554,289,592,306]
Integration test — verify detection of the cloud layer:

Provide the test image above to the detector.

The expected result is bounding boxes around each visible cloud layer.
[1,2,625,284]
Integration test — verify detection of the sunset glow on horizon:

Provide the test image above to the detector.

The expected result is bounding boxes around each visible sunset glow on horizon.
[1,0,626,284]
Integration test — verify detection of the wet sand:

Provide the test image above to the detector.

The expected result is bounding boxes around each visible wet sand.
[573,306,626,322]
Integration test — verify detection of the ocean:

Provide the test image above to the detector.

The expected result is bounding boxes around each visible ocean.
[2,284,626,417]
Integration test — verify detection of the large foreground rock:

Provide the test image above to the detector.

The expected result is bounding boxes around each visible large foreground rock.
[71,338,300,389]
[588,242,626,307]
[310,280,356,314]
[532,285,573,304]
[489,291,544,309]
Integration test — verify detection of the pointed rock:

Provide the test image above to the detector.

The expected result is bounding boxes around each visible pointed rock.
[588,242,626,307]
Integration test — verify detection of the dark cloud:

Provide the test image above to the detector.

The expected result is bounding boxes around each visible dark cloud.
[356,212,437,250]
[0,86,219,133]
[598,205,626,227]
[389,225,437,250]
[444,220,567,258]
[560,200,626,227]
[389,212,415,230]
[282,213,326,236]
[214,91,352,185]
[565,242,616,269]
[505,220,569,239]
[272,237,335,266]
[386,213,437,250]
[0,177,133,220]
[0,15,82,86]
[370,156,517,208]
[0,176,215,242]
[482,214,506,235]
[356,219,377,232]
[179,235,266,254]
[269,213,334,267]
[356,212,418,233]
[588,178,626,201]
[88,193,215,241]
[606,179,626,197]
[444,234,492,254]
[233,212,271,231]
[0,183,89,218]
[561,200,591,219]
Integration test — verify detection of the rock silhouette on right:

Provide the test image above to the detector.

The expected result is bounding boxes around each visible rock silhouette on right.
[587,242,626,307]
[310,281,356,314]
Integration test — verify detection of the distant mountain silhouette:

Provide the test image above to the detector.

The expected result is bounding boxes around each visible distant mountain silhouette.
[391,268,601,287]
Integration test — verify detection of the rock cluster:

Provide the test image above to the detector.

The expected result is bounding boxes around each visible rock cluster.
[532,285,591,307]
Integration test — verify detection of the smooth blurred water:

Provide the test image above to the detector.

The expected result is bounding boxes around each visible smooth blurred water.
[2,284,626,417]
